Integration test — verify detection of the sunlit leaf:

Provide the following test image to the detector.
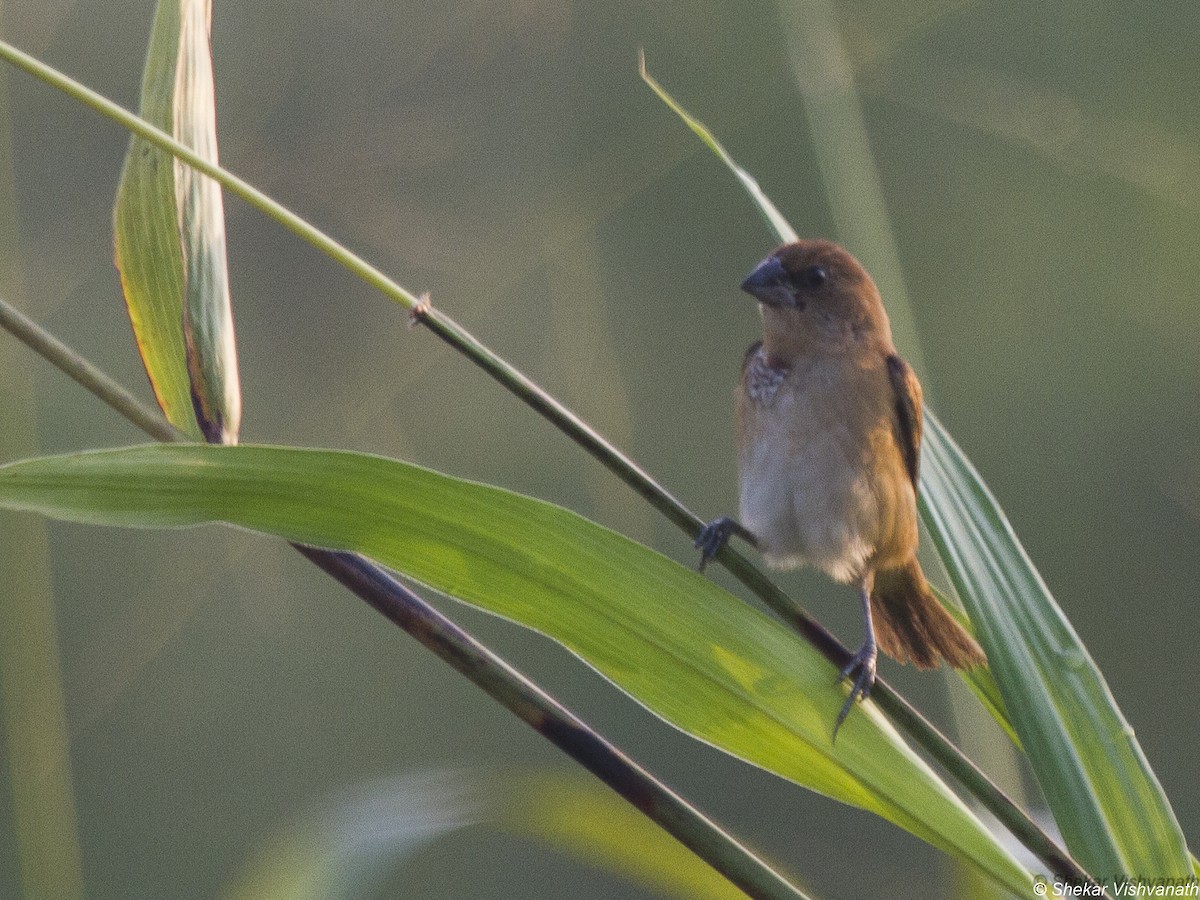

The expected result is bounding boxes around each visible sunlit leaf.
[0,444,1031,894]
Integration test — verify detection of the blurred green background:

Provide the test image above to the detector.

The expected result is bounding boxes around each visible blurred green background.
[1,0,1197,897]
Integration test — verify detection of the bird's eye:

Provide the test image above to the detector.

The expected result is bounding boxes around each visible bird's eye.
[798,265,828,288]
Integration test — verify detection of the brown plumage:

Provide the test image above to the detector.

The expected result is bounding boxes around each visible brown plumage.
[871,560,984,669]
[697,239,985,734]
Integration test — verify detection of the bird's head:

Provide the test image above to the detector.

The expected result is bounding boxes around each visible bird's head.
[741,239,891,359]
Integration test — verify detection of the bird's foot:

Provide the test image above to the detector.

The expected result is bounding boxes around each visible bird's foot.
[695,516,745,571]
[833,640,878,740]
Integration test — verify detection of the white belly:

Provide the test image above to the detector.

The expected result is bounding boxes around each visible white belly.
[738,388,879,584]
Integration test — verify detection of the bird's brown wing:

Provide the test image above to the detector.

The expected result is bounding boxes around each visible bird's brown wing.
[886,354,923,492]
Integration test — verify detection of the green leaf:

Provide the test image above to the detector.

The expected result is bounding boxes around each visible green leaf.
[113,0,241,443]
[643,63,1190,879]
[0,444,1030,894]
[920,416,1192,879]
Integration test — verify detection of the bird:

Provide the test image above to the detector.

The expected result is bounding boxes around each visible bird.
[695,239,986,736]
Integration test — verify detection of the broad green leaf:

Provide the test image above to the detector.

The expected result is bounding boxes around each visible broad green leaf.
[643,64,1190,879]
[920,417,1192,879]
[0,444,1030,894]
[114,0,241,443]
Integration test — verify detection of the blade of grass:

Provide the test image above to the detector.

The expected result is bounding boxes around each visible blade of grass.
[0,441,1032,894]
[224,772,483,900]
[0,39,1088,886]
[228,770,789,900]
[0,341,85,900]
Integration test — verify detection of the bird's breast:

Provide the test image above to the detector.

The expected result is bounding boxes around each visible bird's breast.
[736,357,915,582]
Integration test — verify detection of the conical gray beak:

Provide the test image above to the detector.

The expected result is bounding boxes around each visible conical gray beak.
[740,256,791,307]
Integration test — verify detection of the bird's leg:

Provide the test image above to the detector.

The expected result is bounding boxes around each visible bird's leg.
[694,516,757,571]
[834,572,878,739]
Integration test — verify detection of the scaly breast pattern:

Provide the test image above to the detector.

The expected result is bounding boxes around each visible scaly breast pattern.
[737,351,916,583]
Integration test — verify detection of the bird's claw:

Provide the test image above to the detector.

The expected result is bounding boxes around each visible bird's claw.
[695,516,737,571]
[833,640,878,740]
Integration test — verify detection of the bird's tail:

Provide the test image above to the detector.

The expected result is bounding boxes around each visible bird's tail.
[871,560,986,669]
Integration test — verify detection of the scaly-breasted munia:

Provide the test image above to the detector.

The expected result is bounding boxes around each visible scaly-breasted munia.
[697,239,986,734]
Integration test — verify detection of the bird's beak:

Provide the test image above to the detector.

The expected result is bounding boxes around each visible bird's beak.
[740,255,792,307]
